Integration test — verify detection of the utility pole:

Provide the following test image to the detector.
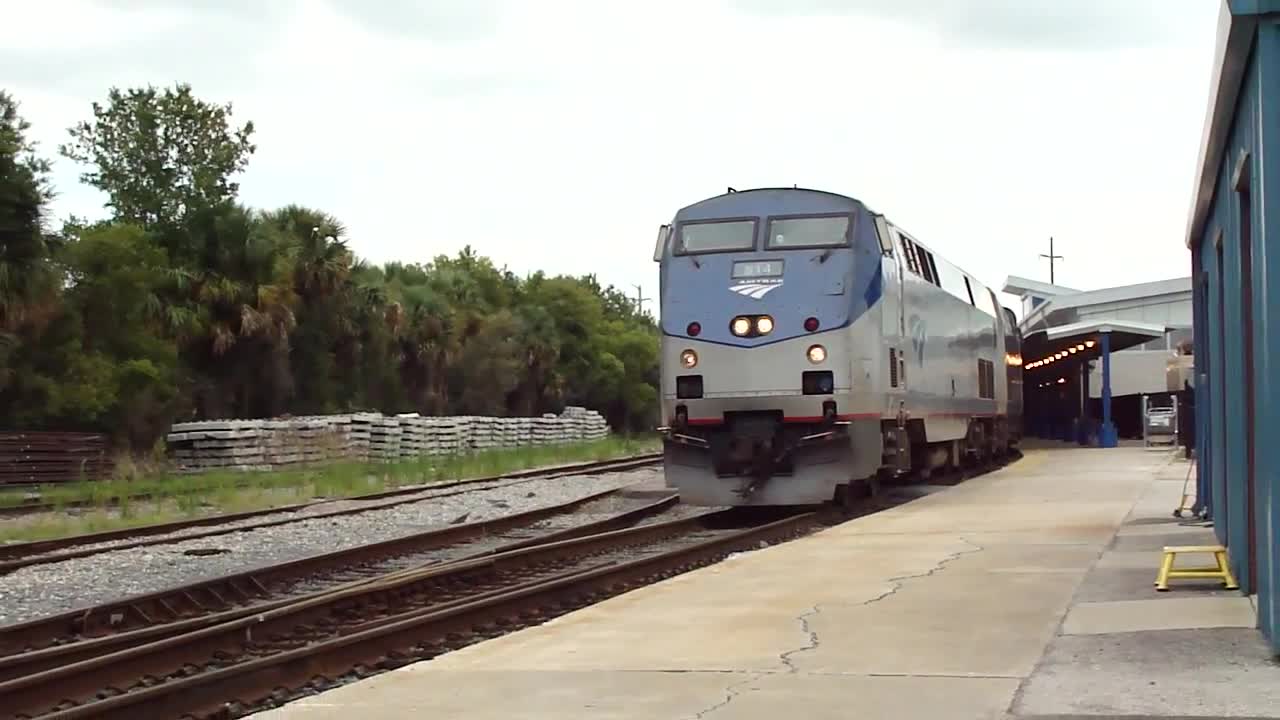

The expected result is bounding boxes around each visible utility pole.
[633,284,650,315]
[1040,236,1064,285]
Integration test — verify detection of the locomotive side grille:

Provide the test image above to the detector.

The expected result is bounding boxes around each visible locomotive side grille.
[889,348,898,387]
[977,359,995,399]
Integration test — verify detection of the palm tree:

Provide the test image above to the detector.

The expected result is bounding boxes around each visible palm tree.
[254,205,354,413]
[180,202,298,417]
[394,285,458,414]
[511,304,561,415]
[259,205,351,298]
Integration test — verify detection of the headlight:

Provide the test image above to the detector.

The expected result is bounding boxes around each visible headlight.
[756,316,774,334]
[731,317,751,336]
[680,349,698,368]
[807,344,826,364]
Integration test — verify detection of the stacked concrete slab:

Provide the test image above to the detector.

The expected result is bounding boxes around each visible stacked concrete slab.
[165,408,612,473]
[533,415,560,446]
[165,420,272,472]
[348,413,379,461]
[562,406,611,442]
[424,417,465,455]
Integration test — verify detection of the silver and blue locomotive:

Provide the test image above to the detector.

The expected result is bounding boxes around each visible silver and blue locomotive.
[652,187,1023,507]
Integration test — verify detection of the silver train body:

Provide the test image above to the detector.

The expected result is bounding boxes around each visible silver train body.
[653,187,1024,506]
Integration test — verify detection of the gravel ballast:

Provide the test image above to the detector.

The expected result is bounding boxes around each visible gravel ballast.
[0,467,665,626]
[2,462,661,558]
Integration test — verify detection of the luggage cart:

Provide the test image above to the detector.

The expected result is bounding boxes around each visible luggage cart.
[1143,397,1178,449]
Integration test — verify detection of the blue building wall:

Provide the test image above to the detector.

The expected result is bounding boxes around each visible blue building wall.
[1257,20,1280,644]
[1193,11,1279,648]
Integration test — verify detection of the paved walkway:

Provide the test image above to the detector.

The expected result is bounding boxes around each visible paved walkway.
[255,444,1280,719]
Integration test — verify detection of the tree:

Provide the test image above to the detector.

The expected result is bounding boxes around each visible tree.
[181,202,297,418]
[0,90,59,335]
[61,223,186,448]
[455,309,522,416]
[259,205,352,414]
[3,83,665,444]
[59,83,256,238]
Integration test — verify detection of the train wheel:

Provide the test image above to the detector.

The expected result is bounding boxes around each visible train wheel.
[833,484,854,514]
[966,421,990,466]
[834,481,865,514]
[835,474,882,514]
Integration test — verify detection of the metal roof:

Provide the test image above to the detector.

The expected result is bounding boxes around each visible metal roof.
[1012,276,1191,333]
[1185,0,1280,249]
[1000,275,1079,297]
[1038,318,1167,343]
[1021,319,1168,372]
[1034,277,1192,314]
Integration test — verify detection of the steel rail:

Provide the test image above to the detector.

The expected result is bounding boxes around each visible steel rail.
[0,479,259,519]
[0,509,814,720]
[0,452,666,519]
[0,489,678,670]
[0,453,661,573]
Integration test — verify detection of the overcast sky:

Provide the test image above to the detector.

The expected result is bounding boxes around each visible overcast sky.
[4,0,1221,317]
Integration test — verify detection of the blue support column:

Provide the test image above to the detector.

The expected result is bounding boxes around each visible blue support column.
[1078,361,1091,445]
[1099,332,1118,448]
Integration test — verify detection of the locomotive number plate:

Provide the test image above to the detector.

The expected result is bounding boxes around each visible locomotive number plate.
[731,260,784,279]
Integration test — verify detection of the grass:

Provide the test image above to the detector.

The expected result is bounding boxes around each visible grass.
[0,434,660,544]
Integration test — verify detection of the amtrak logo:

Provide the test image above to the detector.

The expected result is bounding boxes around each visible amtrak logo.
[729,279,782,300]
[908,315,927,367]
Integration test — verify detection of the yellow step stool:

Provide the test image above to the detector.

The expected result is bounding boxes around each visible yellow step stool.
[1154,545,1239,591]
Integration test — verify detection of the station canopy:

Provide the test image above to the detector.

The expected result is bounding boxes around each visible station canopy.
[1020,319,1167,372]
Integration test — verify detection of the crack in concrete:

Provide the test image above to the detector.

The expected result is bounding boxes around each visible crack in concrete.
[779,604,821,673]
[686,673,760,720]
[776,537,987,672]
[864,537,986,606]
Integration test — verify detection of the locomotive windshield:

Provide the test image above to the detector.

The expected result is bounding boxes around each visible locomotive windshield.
[677,219,756,254]
[766,215,851,249]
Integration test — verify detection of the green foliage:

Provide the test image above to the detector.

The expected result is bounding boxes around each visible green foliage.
[59,83,256,235]
[0,85,660,448]
[0,90,60,336]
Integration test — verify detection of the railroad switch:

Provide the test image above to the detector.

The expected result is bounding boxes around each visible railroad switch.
[1154,544,1239,591]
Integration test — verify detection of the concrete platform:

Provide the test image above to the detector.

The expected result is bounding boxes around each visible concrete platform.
[253,444,1280,719]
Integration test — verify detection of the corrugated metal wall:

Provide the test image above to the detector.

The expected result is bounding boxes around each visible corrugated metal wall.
[1194,18,1278,647]
[1077,297,1194,327]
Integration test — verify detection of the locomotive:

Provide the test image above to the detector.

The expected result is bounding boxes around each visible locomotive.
[652,187,1023,507]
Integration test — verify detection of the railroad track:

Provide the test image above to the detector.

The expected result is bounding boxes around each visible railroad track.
[0,486,682,673]
[0,448,1022,719]
[0,480,260,519]
[0,453,662,573]
[0,505,821,720]
[0,453,663,520]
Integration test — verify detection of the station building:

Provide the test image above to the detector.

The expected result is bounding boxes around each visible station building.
[1184,0,1280,652]
[1003,275,1193,440]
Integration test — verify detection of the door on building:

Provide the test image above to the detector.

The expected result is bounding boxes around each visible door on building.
[1238,166,1257,593]
[1215,234,1229,545]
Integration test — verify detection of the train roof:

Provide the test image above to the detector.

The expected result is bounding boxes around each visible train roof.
[669,186,1000,304]
[674,186,874,216]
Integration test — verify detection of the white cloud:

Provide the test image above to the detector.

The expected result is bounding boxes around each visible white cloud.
[2,0,1221,317]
